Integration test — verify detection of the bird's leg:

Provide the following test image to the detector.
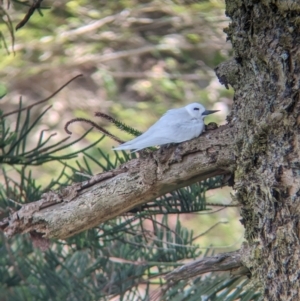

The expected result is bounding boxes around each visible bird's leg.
[136,148,152,158]
[159,143,176,151]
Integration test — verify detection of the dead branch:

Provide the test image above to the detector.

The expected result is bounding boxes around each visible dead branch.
[164,249,249,282]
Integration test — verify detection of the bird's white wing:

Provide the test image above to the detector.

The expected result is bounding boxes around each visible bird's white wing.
[114,108,202,151]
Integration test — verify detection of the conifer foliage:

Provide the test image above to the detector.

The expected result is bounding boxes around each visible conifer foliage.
[0,99,260,301]
[0,0,262,299]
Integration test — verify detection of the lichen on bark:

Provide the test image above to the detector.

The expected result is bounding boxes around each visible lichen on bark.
[218,0,300,299]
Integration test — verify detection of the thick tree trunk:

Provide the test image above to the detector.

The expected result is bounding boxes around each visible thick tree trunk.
[217,1,300,300]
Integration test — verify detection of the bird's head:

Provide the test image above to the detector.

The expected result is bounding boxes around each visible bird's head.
[185,103,219,119]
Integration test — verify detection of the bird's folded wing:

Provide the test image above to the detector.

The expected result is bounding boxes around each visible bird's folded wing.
[113,108,192,151]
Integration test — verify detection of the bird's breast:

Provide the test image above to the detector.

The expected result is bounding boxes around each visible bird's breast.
[175,119,204,142]
[191,121,204,137]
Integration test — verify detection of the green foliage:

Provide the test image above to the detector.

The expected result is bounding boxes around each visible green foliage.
[138,177,223,214]
[0,3,14,54]
[95,111,142,138]
[0,100,104,213]
[163,275,262,301]
[0,99,260,301]
[0,215,198,301]
[0,0,253,300]
[0,105,103,166]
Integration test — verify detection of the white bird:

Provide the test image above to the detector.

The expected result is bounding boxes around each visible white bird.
[113,103,218,152]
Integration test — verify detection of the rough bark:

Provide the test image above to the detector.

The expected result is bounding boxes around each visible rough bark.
[0,125,235,239]
[165,249,249,282]
[216,1,300,300]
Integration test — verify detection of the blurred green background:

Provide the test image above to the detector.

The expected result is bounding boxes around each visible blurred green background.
[0,0,241,254]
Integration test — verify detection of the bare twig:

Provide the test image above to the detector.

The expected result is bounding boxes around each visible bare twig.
[16,0,48,30]
[205,202,240,207]
[64,117,124,144]
[7,198,22,207]
[192,221,228,241]
[164,250,249,282]
[1,74,83,118]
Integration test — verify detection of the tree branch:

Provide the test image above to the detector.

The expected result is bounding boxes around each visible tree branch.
[164,249,249,282]
[0,125,235,239]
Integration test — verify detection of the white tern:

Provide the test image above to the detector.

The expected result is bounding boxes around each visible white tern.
[113,103,218,152]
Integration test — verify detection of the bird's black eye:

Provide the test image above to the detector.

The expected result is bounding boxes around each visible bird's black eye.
[193,107,199,111]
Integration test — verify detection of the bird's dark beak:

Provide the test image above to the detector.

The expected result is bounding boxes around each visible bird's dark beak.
[202,110,219,116]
